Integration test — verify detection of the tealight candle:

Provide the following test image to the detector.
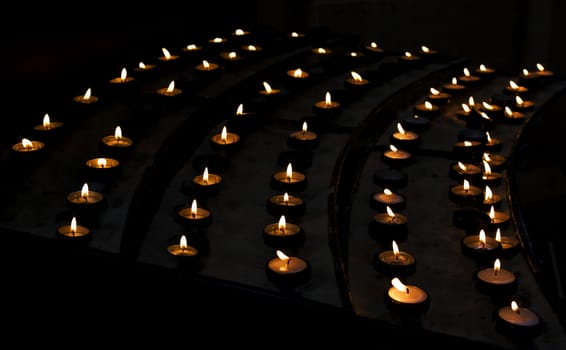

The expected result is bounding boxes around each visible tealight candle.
[365,41,385,56]
[456,103,475,121]
[85,156,120,182]
[263,215,305,248]
[167,235,199,264]
[452,140,483,161]
[266,192,306,218]
[459,68,481,86]
[449,179,483,205]
[271,162,307,192]
[519,68,540,88]
[232,28,250,37]
[514,95,535,112]
[109,67,134,85]
[401,114,430,132]
[195,60,221,77]
[56,216,91,241]
[100,125,133,159]
[419,45,438,60]
[413,100,440,118]
[286,67,310,80]
[210,125,240,153]
[504,80,528,96]
[484,131,502,152]
[266,250,311,286]
[496,300,541,335]
[312,47,332,55]
[156,80,182,97]
[258,81,282,101]
[503,106,526,124]
[158,47,179,63]
[219,51,244,64]
[288,31,305,39]
[133,61,157,75]
[487,205,510,230]
[495,228,521,257]
[370,188,406,212]
[12,137,45,155]
[192,166,222,196]
[369,206,408,242]
[382,144,412,168]
[391,122,419,150]
[344,71,370,94]
[449,161,482,183]
[475,258,517,295]
[176,199,212,228]
[398,51,421,67]
[482,152,507,172]
[442,77,466,94]
[374,240,416,276]
[208,37,227,45]
[33,113,63,141]
[241,44,263,54]
[474,64,496,79]
[312,91,342,118]
[73,87,98,105]
[182,43,203,53]
[535,63,554,81]
[479,101,503,119]
[66,183,105,223]
[288,121,319,150]
[482,185,502,210]
[461,229,501,261]
[481,160,503,188]
[385,277,429,313]
[427,87,451,105]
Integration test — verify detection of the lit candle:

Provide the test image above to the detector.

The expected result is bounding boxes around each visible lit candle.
[12,137,45,155]
[219,51,243,64]
[503,106,526,124]
[442,77,466,94]
[286,68,310,81]
[504,80,528,95]
[535,62,554,80]
[232,28,250,37]
[133,61,157,74]
[109,67,134,85]
[66,183,105,217]
[482,152,507,171]
[365,41,384,55]
[158,47,179,62]
[56,216,91,241]
[312,47,332,55]
[461,228,501,261]
[456,103,474,121]
[156,80,182,97]
[241,44,263,53]
[459,67,481,86]
[382,144,412,168]
[487,205,510,230]
[496,300,541,335]
[101,126,133,158]
[398,51,421,66]
[449,179,483,205]
[452,140,483,161]
[484,131,502,152]
[85,157,120,182]
[369,206,409,242]
[519,68,540,87]
[426,87,451,105]
[33,113,63,140]
[271,162,307,192]
[167,234,199,261]
[265,250,311,286]
[195,60,221,77]
[495,228,521,257]
[481,159,503,186]
[208,37,227,45]
[176,199,212,227]
[346,50,365,60]
[514,95,535,112]
[413,100,440,118]
[210,125,240,153]
[312,91,342,118]
[289,31,305,39]
[385,277,429,313]
[374,241,416,277]
[263,215,305,248]
[391,122,419,150]
[480,101,502,119]
[182,43,203,53]
[259,81,281,96]
[73,87,98,104]
[474,63,496,79]
[419,45,438,59]
[345,71,370,89]
[287,121,319,150]
[482,185,502,210]
[475,258,517,295]
[266,192,306,218]
[449,161,482,183]
[192,166,222,196]
[400,114,430,132]
[370,188,406,212]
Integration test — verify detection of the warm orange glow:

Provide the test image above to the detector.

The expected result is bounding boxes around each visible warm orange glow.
[293,68,303,78]
[21,138,32,149]
[536,63,545,72]
[316,48,327,54]
[430,88,440,95]
[511,301,520,313]
[262,81,273,94]
[461,104,471,113]
[212,37,224,43]
[234,29,245,36]
[221,126,228,143]
[451,77,458,85]
[138,62,146,69]
[203,167,209,183]
[166,81,175,93]
[290,32,299,37]
[278,215,286,231]
[522,68,530,77]
[389,144,399,152]
[161,48,171,59]
[191,199,198,216]
[404,51,412,57]
[325,92,332,105]
[458,162,467,171]
[515,96,524,105]
[489,206,496,220]
[97,158,107,168]
[494,258,501,274]
[350,71,363,82]
[302,121,308,133]
[485,186,493,201]
[463,179,470,191]
[81,183,89,199]
[349,52,358,57]
[509,80,519,89]
[479,64,487,72]
[463,68,471,77]
[384,188,393,196]
[392,240,399,256]
[70,217,77,233]
[115,126,123,140]
[180,235,188,250]
[424,101,433,110]
[396,122,406,135]
[247,45,257,51]
[276,250,289,261]
[370,42,379,48]
[42,113,51,128]
[479,229,487,245]
[120,68,127,81]
[421,45,430,53]
[464,141,472,147]
[236,104,244,115]
[482,101,495,110]
[83,88,92,100]
[495,228,502,242]
[186,44,198,50]
[283,192,289,203]
[468,96,475,106]
[286,163,293,180]
[391,277,409,293]
[203,60,210,68]
[386,206,395,218]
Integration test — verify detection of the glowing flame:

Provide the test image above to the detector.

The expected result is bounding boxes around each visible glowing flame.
[479,64,487,72]
[283,192,289,203]
[482,101,495,110]
[486,132,492,143]
[463,179,470,191]
[430,88,440,95]
[479,229,487,245]
[42,113,51,128]
[494,258,501,274]
[247,45,257,51]
[397,122,406,135]
[536,63,545,72]
[81,183,89,199]
[97,158,107,168]
[421,45,430,53]
[203,167,209,183]
[384,188,393,196]
[483,153,492,162]
[70,217,77,233]
[495,228,502,242]
[236,104,244,115]
[115,126,123,140]
[480,112,491,121]
[293,68,303,78]
[291,32,299,38]
[180,235,188,250]
[391,277,409,293]
[221,126,228,143]
[120,68,127,81]
[202,60,210,68]
[461,104,471,113]
[262,81,272,94]
[389,144,399,152]
[234,29,245,36]
[316,48,327,54]
[485,186,493,201]
[489,206,496,220]
[464,141,472,147]
[505,106,513,116]
[392,240,399,256]
[458,162,467,171]
[515,96,524,105]
[509,80,519,89]
[166,81,175,93]
[302,121,308,133]
[350,52,358,57]
[452,77,458,85]
[386,206,395,218]
[510,301,521,314]
[463,68,471,77]
[161,48,171,59]
[191,199,198,216]
[286,163,293,180]
[83,88,92,100]
[522,68,530,76]
[350,71,362,82]
[138,62,146,69]
[278,215,286,231]
[212,37,223,43]
[276,250,289,261]
[186,44,197,50]
[424,101,433,110]
[404,51,412,57]
[468,96,475,106]
[370,42,378,48]
[325,92,332,105]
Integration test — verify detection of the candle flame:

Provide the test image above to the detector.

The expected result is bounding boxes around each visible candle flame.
[302,121,308,133]
[203,60,210,68]
[392,240,399,256]
[278,215,286,230]
[97,158,107,168]
[236,104,244,115]
[325,91,332,105]
[480,112,491,121]
[515,96,524,105]
[458,162,467,171]
[350,71,362,82]
[228,51,236,59]
[191,199,198,216]
[120,68,127,81]
[180,235,188,249]
[404,51,412,57]
[350,52,358,57]
[221,126,228,142]
[505,106,513,116]
[522,68,530,76]
[485,186,493,201]
[212,37,223,43]
[186,44,197,50]
[483,153,492,162]
[421,45,430,53]
[424,101,433,110]
[461,103,471,113]
[496,228,502,242]
[293,68,303,78]
[536,63,545,72]
[451,77,458,85]
[70,217,77,233]
[396,122,406,135]
[486,132,492,142]
[276,250,289,261]
[479,64,487,72]
[161,47,171,59]
[81,183,89,199]
[42,113,51,128]
[83,88,91,100]
[283,192,289,203]
[138,62,146,69]
[384,188,393,196]
[463,68,471,77]
[430,88,440,95]
[386,206,395,218]
[247,45,257,51]
[494,258,501,273]
[511,301,520,313]
[234,28,245,36]
[286,163,293,180]
[463,179,470,191]
[464,141,472,147]
[291,32,299,37]
[316,48,327,54]
[391,277,409,293]
[203,167,209,183]
[509,80,519,89]
[468,96,475,106]
[389,144,398,152]
[479,229,487,245]
[482,101,495,110]
[370,42,378,48]
[166,80,175,93]
[489,205,496,221]
[115,126,123,140]
[262,81,272,94]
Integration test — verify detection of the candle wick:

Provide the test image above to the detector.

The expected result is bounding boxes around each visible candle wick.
[494,269,498,277]
[192,212,196,219]
[406,287,410,294]
[280,227,286,236]
[395,254,399,260]
[286,258,291,268]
